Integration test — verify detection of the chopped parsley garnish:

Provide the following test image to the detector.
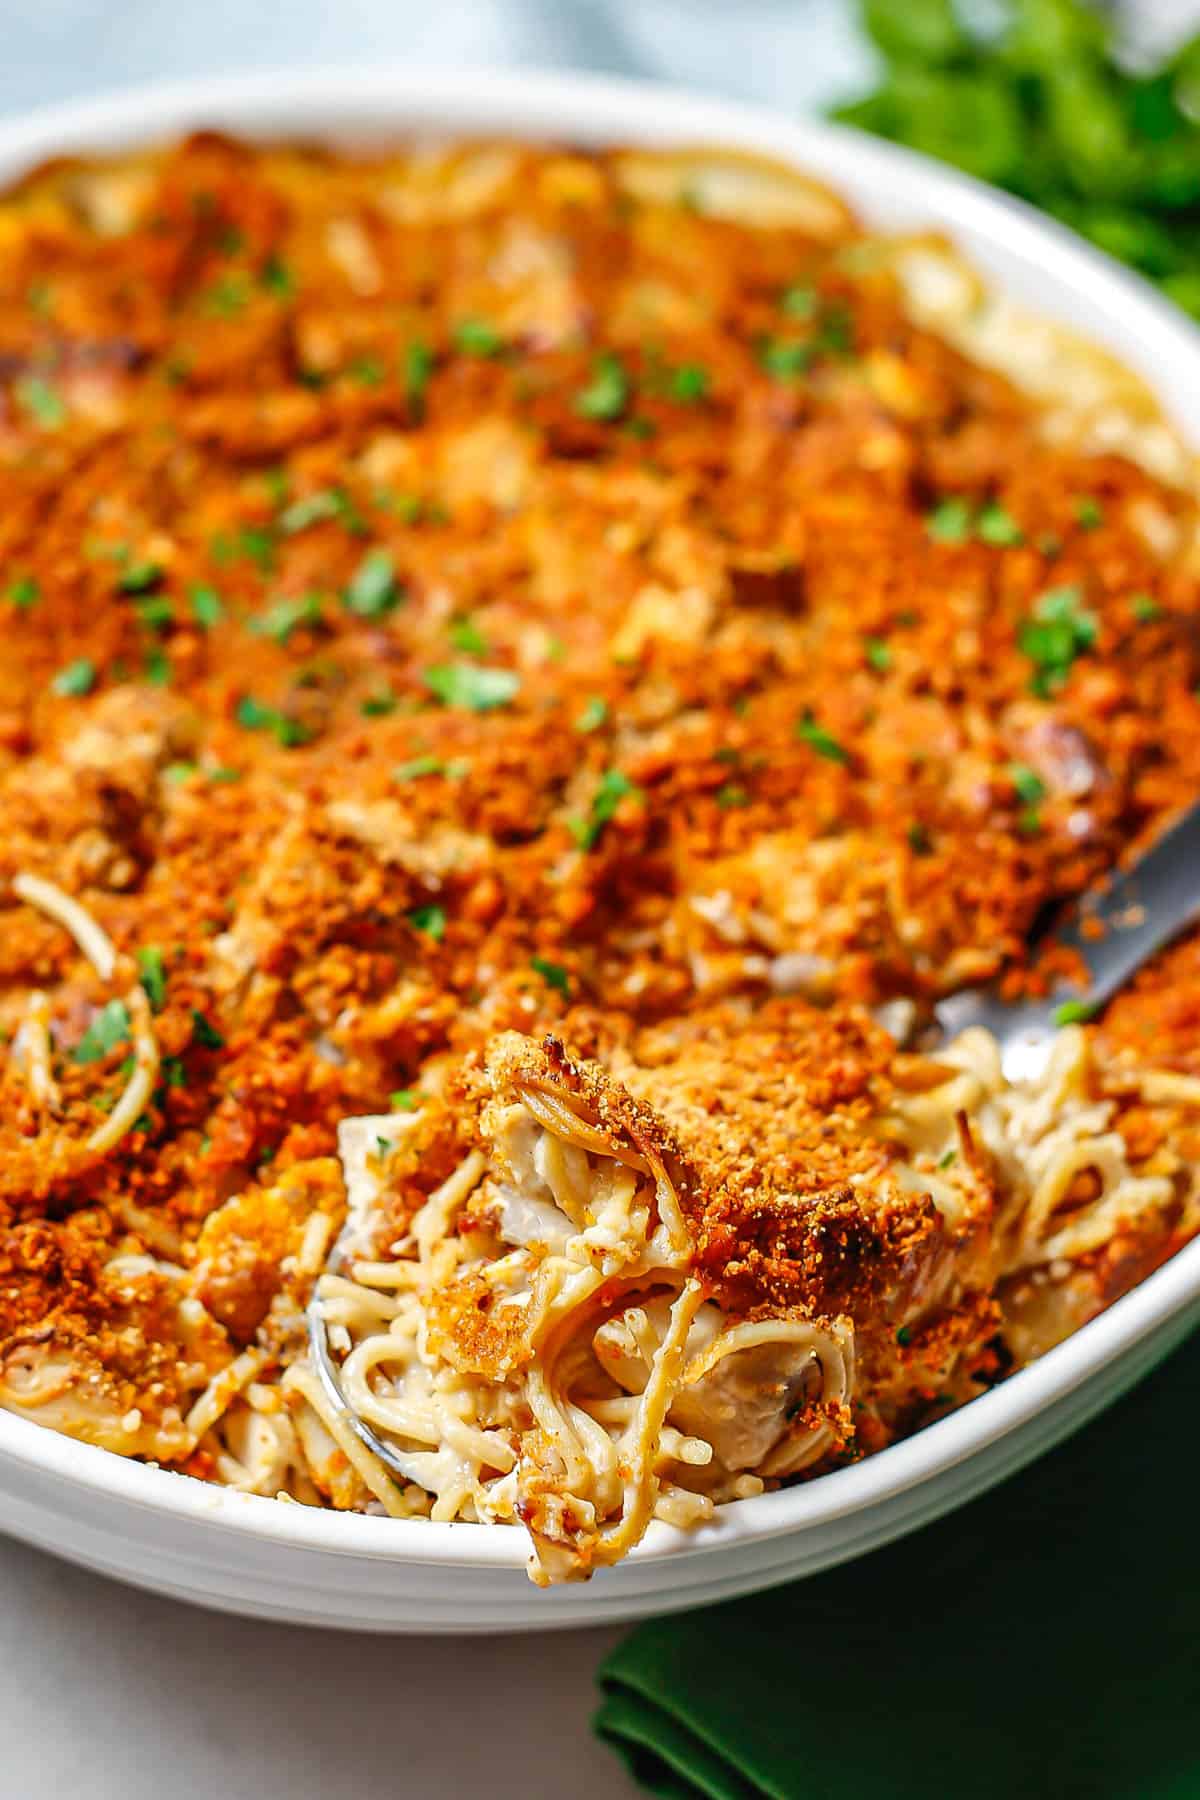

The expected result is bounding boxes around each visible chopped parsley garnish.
[574,696,608,734]
[361,688,398,717]
[280,489,345,534]
[1016,806,1042,837]
[531,956,570,995]
[976,501,1024,547]
[780,282,817,319]
[1131,593,1161,622]
[575,353,629,422]
[1075,496,1104,529]
[404,340,434,415]
[254,593,323,643]
[52,658,96,697]
[349,355,384,387]
[864,636,892,672]
[423,663,520,712]
[795,710,850,764]
[1053,998,1099,1028]
[937,1149,958,1169]
[1008,764,1046,806]
[117,560,164,595]
[136,596,174,630]
[343,548,400,618]
[136,946,167,1011]
[758,337,812,381]
[907,822,932,856]
[260,255,295,298]
[407,904,447,942]
[74,999,131,1064]
[569,767,640,851]
[926,497,972,543]
[390,1089,420,1112]
[1018,585,1097,696]
[143,647,173,687]
[449,617,488,655]
[669,363,710,404]
[453,318,504,358]
[190,584,224,628]
[394,755,446,781]
[8,576,39,609]
[16,375,65,429]
[204,272,252,316]
[715,782,750,809]
[191,1009,225,1050]
[235,695,312,747]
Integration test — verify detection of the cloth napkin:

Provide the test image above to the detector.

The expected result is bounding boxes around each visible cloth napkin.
[594,1325,1200,1799]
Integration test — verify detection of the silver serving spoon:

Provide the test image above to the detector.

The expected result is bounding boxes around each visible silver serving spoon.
[934,800,1200,1082]
[308,801,1200,1480]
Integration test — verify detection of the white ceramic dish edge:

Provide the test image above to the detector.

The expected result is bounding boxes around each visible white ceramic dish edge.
[0,65,1197,1630]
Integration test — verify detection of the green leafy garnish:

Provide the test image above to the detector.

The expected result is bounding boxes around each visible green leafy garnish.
[716,783,750,809]
[8,576,39,609]
[758,338,812,381]
[235,695,312,747]
[864,636,892,672]
[449,617,488,655]
[16,376,65,428]
[394,755,446,781]
[1076,496,1105,529]
[453,318,504,358]
[260,255,295,298]
[907,822,932,856]
[977,502,1024,547]
[574,696,608,734]
[575,353,630,421]
[1019,585,1097,696]
[52,658,96,697]
[1008,764,1047,806]
[670,363,710,403]
[780,283,817,319]
[569,767,641,851]
[407,904,447,942]
[191,1009,225,1050]
[1131,594,1162,622]
[74,999,131,1064]
[1053,998,1100,1028]
[795,711,850,765]
[253,593,323,643]
[926,497,972,543]
[117,560,164,595]
[343,548,400,618]
[531,956,570,995]
[361,688,398,717]
[423,663,520,713]
[280,489,345,534]
[404,340,434,415]
[190,584,224,628]
[389,1089,420,1112]
[136,946,168,1012]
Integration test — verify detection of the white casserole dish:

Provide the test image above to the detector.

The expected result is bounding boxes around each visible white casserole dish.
[1,65,1198,1633]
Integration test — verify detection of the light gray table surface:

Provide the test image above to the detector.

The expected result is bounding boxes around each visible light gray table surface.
[0,2,1195,1795]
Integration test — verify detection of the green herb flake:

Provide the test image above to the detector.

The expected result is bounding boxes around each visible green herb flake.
[390,1089,420,1112]
[204,272,252,317]
[237,524,276,572]
[715,782,750,809]
[907,822,932,856]
[1075,496,1104,530]
[926,497,972,544]
[574,696,608,734]
[780,282,817,319]
[423,663,520,713]
[1008,764,1047,806]
[795,711,850,765]
[1131,593,1161,622]
[407,904,447,942]
[143,647,173,687]
[864,635,892,672]
[190,584,224,628]
[136,946,168,1011]
[191,1008,225,1050]
[394,755,445,782]
[404,340,434,415]
[937,1149,958,1170]
[260,255,295,298]
[575,352,630,422]
[570,767,641,852]
[343,548,400,618]
[235,695,312,747]
[531,956,570,996]
[361,688,398,718]
[279,489,343,534]
[16,375,65,429]
[1053,998,1099,1029]
[449,617,489,655]
[669,362,710,404]
[52,657,96,697]
[253,593,323,643]
[73,999,131,1064]
[8,576,39,609]
[758,337,812,381]
[349,355,384,387]
[136,596,174,630]
[1019,585,1097,696]
[977,501,1024,547]
[453,318,504,358]
[117,560,164,596]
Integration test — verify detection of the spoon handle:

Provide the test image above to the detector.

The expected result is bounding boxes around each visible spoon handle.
[934,800,1200,1060]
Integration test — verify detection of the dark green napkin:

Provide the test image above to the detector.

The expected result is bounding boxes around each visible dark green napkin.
[595,1327,1200,1799]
